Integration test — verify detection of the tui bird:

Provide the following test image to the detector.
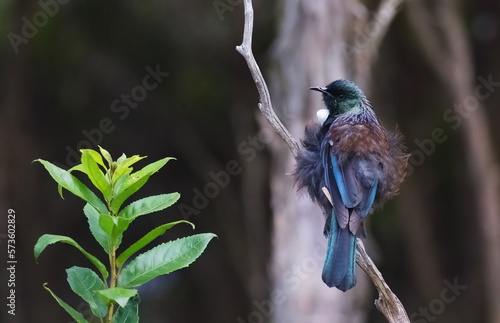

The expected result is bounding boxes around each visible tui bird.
[293,80,408,291]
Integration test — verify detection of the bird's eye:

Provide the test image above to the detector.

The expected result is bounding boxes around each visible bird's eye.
[338,94,345,100]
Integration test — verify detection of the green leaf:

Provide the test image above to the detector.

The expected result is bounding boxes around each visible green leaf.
[58,164,85,198]
[81,150,112,202]
[85,149,106,168]
[110,176,148,214]
[111,165,133,184]
[66,266,108,318]
[97,288,137,308]
[43,283,89,323]
[34,159,107,214]
[110,157,174,212]
[83,204,112,254]
[99,146,113,168]
[116,154,127,164]
[69,164,86,173]
[134,157,175,177]
[118,233,216,288]
[116,155,147,169]
[118,193,180,219]
[111,154,146,184]
[34,234,108,280]
[116,220,194,268]
[113,217,133,249]
[113,295,140,323]
[99,213,132,250]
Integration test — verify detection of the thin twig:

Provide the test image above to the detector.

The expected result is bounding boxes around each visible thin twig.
[364,0,406,59]
[235,0,299,158]
[351,0,406,87]
[406,0,450,82]
[322,187,333,205]
[236,0,410,322]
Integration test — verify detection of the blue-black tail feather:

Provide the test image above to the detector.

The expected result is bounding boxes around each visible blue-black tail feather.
[322,210,357,291]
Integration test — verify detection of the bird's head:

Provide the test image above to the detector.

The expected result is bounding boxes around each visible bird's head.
[310,80,365,116]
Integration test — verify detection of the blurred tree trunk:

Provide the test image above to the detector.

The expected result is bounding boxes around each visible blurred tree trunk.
[408,1,500,322]
[268,1,368,322]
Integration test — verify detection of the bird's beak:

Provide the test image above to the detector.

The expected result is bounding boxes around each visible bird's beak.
[309,86,329,95]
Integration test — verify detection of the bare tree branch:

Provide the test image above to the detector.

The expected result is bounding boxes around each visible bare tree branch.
[406,1,451,81]
[235,0,299,158]
[236,0,410,322]
[366,0,406,58]
[350,0,406,87]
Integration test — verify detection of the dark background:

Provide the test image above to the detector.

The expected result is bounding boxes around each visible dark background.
[1,0,499,322]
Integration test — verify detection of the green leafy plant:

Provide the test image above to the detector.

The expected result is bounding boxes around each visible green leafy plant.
[33,147,216,323]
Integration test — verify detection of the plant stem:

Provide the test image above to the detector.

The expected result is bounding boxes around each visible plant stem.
[106,246,117,322]
[106,188,117,323]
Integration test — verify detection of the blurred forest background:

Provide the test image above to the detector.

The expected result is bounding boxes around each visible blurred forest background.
[1,0,499,322]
